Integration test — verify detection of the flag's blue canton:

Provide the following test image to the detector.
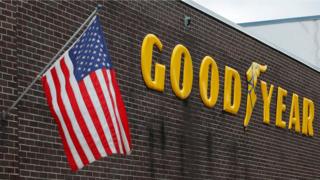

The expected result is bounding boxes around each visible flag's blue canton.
[69,16,112,81]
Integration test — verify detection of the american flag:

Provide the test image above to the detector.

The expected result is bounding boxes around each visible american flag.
[42,16,132,171]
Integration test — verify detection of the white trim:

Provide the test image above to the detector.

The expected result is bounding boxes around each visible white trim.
[239,15,320,27]
[181,0,320,73]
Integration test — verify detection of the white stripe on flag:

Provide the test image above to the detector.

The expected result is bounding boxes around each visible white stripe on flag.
[64,54,107,157]
[45,71,83,169]
[83,72,117,154]
[106,70,131,153]
[55,61,95,163]
[96,69,123,153]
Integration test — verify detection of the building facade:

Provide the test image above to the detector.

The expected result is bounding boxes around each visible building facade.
[1,0,320,179]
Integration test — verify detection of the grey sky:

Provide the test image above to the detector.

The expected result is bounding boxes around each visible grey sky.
[192,0,320,23]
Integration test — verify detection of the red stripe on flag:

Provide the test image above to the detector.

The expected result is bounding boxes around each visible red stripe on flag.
[89,71,120,153]
[110,70,132,150]
[60,59,101,160]
[50,68,89,166]
[78,77,113,155]
[42,76,78,171]
[102,69,126,154]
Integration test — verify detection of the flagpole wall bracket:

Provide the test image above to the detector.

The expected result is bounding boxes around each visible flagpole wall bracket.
[1,110,6,123]
[97,4,103,10]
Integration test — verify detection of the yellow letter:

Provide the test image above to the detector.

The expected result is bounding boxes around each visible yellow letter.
[260,81,274,125]
[170,44,193,99]
[243,62,267,127]
[288,93,300,133]
[223,66,241,114]
[141,34,165,92]
[302,98,314,136]
[199,56,219,108]
[276,87,287,129]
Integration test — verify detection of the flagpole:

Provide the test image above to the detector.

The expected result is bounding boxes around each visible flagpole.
[1,4,103,121]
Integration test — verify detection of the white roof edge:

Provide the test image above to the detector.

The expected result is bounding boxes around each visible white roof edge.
[181,0,320,73]
[239,15,320,27]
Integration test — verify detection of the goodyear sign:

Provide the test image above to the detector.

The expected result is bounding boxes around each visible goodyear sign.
[140,34,314,137]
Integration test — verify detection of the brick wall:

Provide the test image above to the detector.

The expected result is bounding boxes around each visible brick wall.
[1,0,320,179]
[0,1,18,179]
